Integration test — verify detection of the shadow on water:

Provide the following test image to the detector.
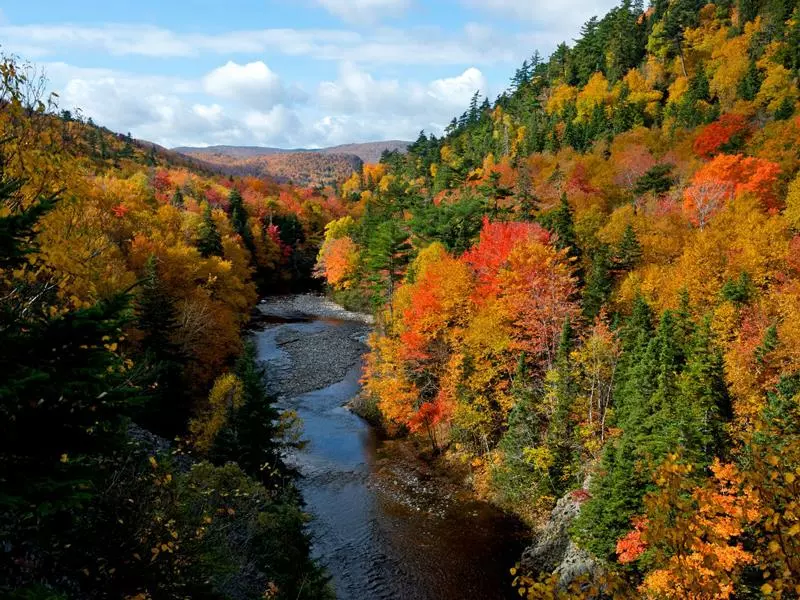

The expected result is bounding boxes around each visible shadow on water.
[254,312,529,600]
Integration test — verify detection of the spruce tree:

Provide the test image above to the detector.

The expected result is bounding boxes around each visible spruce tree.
[549,193,583,282]
[365,220,412,316]
[583,244,613,319]
[135,255,187,435]
[211,342,287,484]
[675,316,730,458]
[228,188,253,251]
[545,318,581,491]
[0,175,135,580]
[197,203,223,258]
[775,96,795,120]
[170,188,184,208]
[515,165,539,220]
[615,223,642,270]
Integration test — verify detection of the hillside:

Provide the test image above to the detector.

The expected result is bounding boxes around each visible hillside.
[0,59,344,600]
[175,140,410,163]
[313,0,800,597]
[174,140,410,186]
[5,0,800,597]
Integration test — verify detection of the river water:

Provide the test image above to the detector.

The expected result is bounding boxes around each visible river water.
[253,295,528,600]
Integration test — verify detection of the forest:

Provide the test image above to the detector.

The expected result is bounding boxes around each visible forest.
[312,0,800,597]
[3,0,800,597]
[0,57,346,599]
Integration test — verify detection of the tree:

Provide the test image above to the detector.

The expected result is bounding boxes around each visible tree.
[365,219,412,316]
[170,188,184,208]
[0,173,135,589]
[548,193,582,267]
[584,244,613,319]
[135,255,187,435]
[615,224,643,271]
[211,342,288,484]
[197,202,223,258]
[634,163,675,196]
[228,188,252,249]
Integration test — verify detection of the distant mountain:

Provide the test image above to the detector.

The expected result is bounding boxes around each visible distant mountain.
[173,140,410,186]
[316,141,411,164]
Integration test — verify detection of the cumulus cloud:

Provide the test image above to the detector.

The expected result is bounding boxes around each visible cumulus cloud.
[44,57,492,149]
[314,0,412,25]
[203,61,306,110]
[318,62,486,119]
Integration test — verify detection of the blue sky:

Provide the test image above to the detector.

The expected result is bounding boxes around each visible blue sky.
[0,0,619,148]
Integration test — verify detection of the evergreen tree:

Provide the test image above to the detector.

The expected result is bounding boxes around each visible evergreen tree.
[615,223,643,270]
[197,203,223,258]
[545,318,581,491]
[583,244,613,319]
[170,188,184,208]
[228,188,253,250]
[738,59,762,101]
[549,193,582,278]
[211,342,288,485]
[515,164,539,219]
[365,220,412,316]
[0,175,135,583]
[135,255,187,435]
[674,316,731,458]
[775,96,795,120]
[634,163,675,196]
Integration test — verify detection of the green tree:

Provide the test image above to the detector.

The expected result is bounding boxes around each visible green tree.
[615,223,643,270]
[365,220,412,316]
[197,203,223,258]
[135,255,187,435]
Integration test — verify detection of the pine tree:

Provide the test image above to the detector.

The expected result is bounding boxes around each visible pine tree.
[211,342,288,485]
[0,175,135,578]
[365,220,412,318]
[197,203,223,258]
[584,244,613,319]
[135,255,187,435]
[545,318,581,491]
[170,188,184,208]
[228,188,253,250]
[615,223,643,270]
[634,163,675,196]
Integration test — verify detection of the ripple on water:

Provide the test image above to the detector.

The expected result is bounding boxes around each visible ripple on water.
[253,305,528,600]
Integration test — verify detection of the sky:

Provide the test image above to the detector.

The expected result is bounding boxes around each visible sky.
[0,0,619,149]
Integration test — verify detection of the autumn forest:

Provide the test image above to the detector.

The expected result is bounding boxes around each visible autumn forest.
[4,0,800,597]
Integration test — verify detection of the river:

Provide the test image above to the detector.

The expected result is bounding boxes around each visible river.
[253,295,528,600]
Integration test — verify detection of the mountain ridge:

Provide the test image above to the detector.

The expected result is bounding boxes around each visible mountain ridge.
[173,140,411,165]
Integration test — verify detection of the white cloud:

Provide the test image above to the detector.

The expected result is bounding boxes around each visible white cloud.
[44,58,491,149]
[314,0,412,25]
[0,22,538,66]
[244,106,304,146]
[463,0,621,41]
[318,62,486,118]
[203,61,306,110]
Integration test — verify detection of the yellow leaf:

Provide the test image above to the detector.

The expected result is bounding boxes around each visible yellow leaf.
[761,583,773,595]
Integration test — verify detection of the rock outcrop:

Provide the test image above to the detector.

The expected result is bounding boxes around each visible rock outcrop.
[520,490,600,586]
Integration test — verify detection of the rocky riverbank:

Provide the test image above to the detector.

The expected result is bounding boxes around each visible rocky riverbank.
[255,294,372,397]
